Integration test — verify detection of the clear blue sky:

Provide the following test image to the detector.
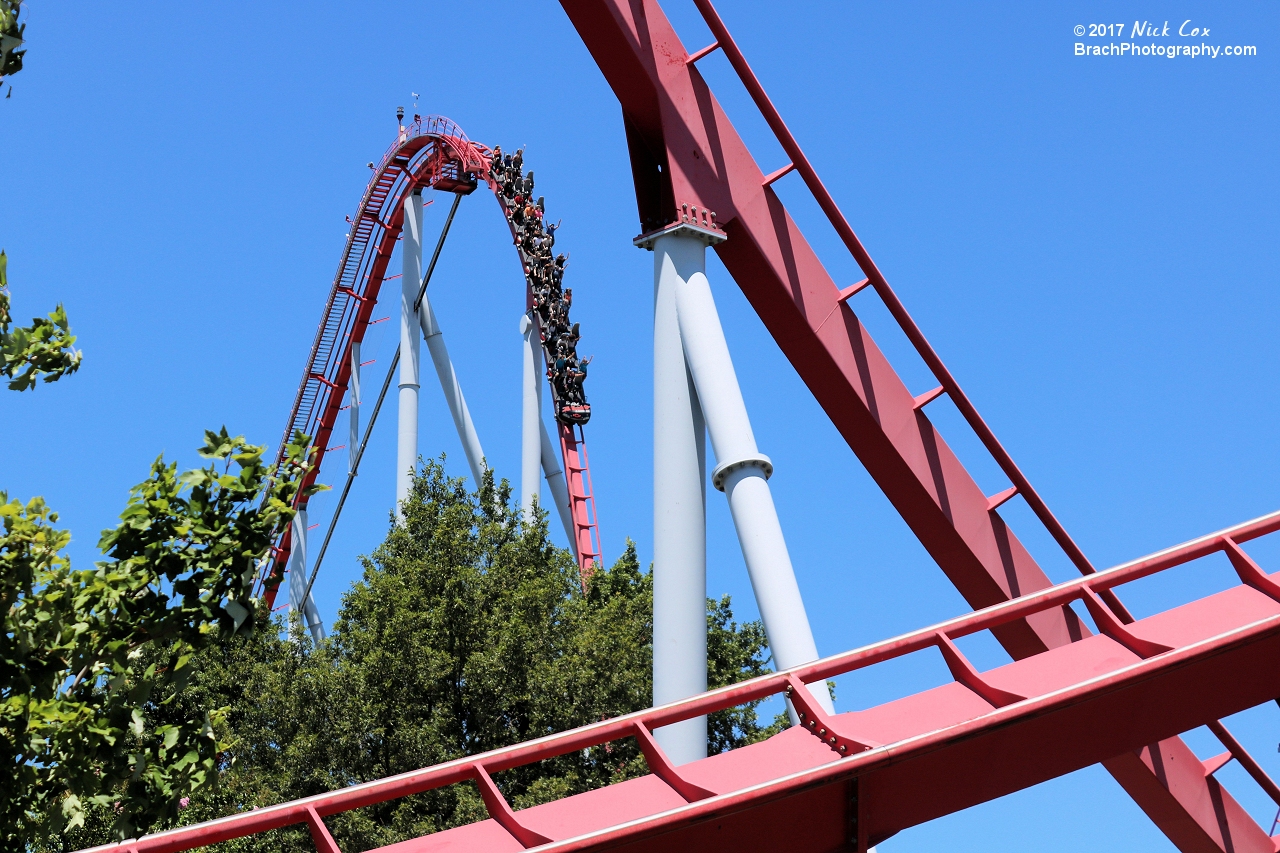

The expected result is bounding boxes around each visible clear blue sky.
[2,2,1278,850]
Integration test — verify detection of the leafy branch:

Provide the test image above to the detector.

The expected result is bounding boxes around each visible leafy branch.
[0,428,321,845]
[1,1,24,96]
[0,250,83,391]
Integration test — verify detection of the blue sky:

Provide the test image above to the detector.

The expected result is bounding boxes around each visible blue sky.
[2,2,1277,850]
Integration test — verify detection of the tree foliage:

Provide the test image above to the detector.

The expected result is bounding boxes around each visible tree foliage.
[0,250,82,391]
[2,44,326,843]
[0,1,24,91]
[57,460,783,853]
[1,9,79,385]
[1,429,316,846]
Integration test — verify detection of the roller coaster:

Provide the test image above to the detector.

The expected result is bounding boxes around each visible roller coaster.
[257,114,601,602]
[80,2,1280,853]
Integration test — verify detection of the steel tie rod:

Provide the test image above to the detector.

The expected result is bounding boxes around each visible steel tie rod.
[302,194,464,608]
[414,192,462,313]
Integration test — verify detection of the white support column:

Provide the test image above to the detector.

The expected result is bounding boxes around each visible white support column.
[349,341,361,475]
[653,223,833,718]
[288,508,325,644]
[539,417,578,557]
[648,230,709,765]
[519,313,542,524]
[397,192,424,520]
[419,292,488,487]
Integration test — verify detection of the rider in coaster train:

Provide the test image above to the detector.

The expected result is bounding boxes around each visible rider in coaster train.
[489,145,590,421]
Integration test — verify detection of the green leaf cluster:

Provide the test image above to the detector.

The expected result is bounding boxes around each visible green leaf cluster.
[0,1,23,84]
[58,460,782,853]
[1,428,316,846]
[0,250,83,391]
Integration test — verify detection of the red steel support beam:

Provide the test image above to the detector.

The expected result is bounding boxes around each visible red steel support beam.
[557,2,1277,850]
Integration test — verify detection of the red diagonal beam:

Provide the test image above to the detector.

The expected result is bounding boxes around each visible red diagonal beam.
[558,2,1275,850]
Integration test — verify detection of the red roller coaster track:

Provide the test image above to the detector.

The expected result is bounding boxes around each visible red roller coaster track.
[79,513,1280,853]
[84,3,1280,852]
[257,115,601,601]
[561,0,1280,849]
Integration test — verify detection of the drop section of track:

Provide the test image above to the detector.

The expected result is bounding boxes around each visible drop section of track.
[260,115,601,607]
[485,145,602,575]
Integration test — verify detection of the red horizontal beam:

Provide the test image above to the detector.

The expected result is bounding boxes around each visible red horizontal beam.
[82,578,1280,853]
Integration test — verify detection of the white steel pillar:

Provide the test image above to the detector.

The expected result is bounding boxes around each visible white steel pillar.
[288,507,325,644]
[651,222,834,718]
[519,313,542,523]
[419,291,488,487]
[539,418,578,557]
[397,192,424,520]
[647,230,709,765]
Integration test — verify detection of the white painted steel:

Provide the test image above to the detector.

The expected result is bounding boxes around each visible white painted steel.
[396,192,424,520]
[519,313,542,523]
[664,230,834,716]
[651,233,709,764]
[349,341,360,475]
[419,292,487,488]
[539,417,578,557]
[288,508,325,644]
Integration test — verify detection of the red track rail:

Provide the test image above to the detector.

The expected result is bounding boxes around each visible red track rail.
[486,173,603,578]
[260,116,601,602]
[77,511,1280,853]
[557,423,602,572]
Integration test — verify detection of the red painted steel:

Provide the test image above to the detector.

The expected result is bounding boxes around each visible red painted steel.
[1206,720,1280,810]
[558,1,1276,848]
[304,807,342,853]
[260,116,601,600]
[687,0,1100,579]
[76,512,1280,853]
[557,423,603,575]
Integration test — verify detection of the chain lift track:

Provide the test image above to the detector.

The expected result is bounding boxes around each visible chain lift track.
[258,116,600,603]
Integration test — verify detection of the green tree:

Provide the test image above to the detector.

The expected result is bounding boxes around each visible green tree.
[60,460,783,853]
[2,5,79,386]
[3,230,314,846]
[1,430,317,846]
[3,42,316,842]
